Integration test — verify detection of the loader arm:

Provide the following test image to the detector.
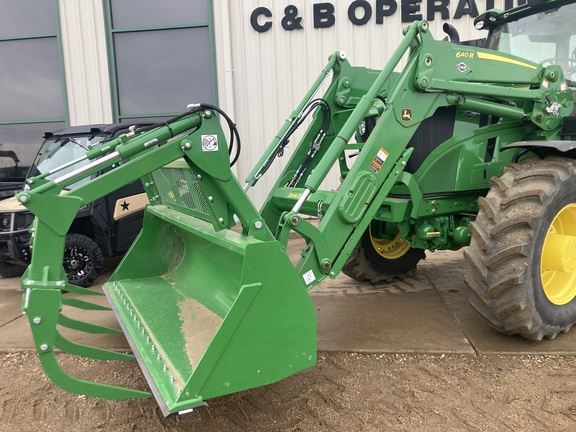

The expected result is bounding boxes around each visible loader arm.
[260,20,571,287]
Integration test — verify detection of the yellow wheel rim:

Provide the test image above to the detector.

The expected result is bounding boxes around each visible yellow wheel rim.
[369,226,411,260]
[541,203,576,305]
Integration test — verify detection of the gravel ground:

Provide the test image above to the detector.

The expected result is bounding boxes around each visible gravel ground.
[2,350,576,431]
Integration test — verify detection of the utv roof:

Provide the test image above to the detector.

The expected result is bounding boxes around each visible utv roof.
[43,122,153,140]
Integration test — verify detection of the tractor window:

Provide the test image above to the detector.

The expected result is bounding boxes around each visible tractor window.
[488,2,576,77]
[490,27,554,63]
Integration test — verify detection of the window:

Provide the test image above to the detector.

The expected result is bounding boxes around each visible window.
[0,0,66,176]
[106,0,216,122]
[488,2,576,69]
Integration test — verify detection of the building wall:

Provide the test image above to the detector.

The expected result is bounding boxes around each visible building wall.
[60,0,113,125]
[211,0,494,207]
[56,0,514,208]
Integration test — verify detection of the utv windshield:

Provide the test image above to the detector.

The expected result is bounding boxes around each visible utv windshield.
[28,134,107,189]
[488,2,576,79]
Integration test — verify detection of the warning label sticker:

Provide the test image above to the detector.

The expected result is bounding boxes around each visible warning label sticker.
[201,134,219,152]
[303,269,316,285]
[370,148,389,173]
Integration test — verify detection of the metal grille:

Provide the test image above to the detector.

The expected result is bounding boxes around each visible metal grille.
[152,168,209,215]
[0,212,34,233]
[15,212,35,231]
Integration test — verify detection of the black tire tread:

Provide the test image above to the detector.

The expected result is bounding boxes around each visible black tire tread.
[64,233,103,288]
[465,157,576,340]
[342,231,425,284]
[0,261,26,278]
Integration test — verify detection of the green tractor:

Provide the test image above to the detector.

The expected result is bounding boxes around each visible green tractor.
[17,0,576,416]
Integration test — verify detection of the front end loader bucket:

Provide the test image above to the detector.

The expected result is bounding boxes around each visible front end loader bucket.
[104,205,316,416]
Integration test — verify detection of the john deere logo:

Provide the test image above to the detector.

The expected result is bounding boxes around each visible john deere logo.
[401,108,413,122]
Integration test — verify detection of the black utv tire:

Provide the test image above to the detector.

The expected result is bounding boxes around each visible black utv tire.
[0,261,25,278]
[465,157,576,340]
[342,224,425,284]
[63,233,103,288]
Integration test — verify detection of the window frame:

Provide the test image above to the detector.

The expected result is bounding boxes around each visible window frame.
[103,0,218,122]
[0,0,69,130]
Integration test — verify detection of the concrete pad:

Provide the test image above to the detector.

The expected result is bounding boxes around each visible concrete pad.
[0,269,29,350]
[0,275,30,350]
[0,315,34,351]
[289,236,474,353]
[0,280,24,326]
[58,289,131,351]
[0,270,130,352]
[2,244,576,356]
[422,249,576,355]
[312,285,474,354]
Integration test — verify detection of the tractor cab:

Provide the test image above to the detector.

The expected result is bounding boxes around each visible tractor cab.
[478,0,576,82]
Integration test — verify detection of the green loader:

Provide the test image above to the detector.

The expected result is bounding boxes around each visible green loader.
[18,0,576,416]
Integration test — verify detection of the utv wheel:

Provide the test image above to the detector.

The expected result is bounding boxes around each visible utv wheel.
[63,234,103,287]
[342,222,425,284]
[0,261,25,278]
[465,157,576,340]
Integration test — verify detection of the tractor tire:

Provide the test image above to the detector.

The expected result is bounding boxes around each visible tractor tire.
[465,156,576,340]
[342,224,425,284]
[0,261,25,278]
[63,233,103,288]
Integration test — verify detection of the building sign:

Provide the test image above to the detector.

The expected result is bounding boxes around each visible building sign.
[250,0,527,32]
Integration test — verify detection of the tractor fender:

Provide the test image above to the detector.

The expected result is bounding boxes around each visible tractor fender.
[502,140,576,153]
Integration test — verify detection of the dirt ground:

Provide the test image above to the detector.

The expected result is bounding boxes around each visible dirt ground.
[2,350,576,431]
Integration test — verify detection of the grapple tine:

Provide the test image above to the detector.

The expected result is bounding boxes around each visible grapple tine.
[55,331,133,360]
[38,351,150,399]
[61,295,112,311]
[62,283,104,296]
[26,287,150,399]
[58,313,124,335]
